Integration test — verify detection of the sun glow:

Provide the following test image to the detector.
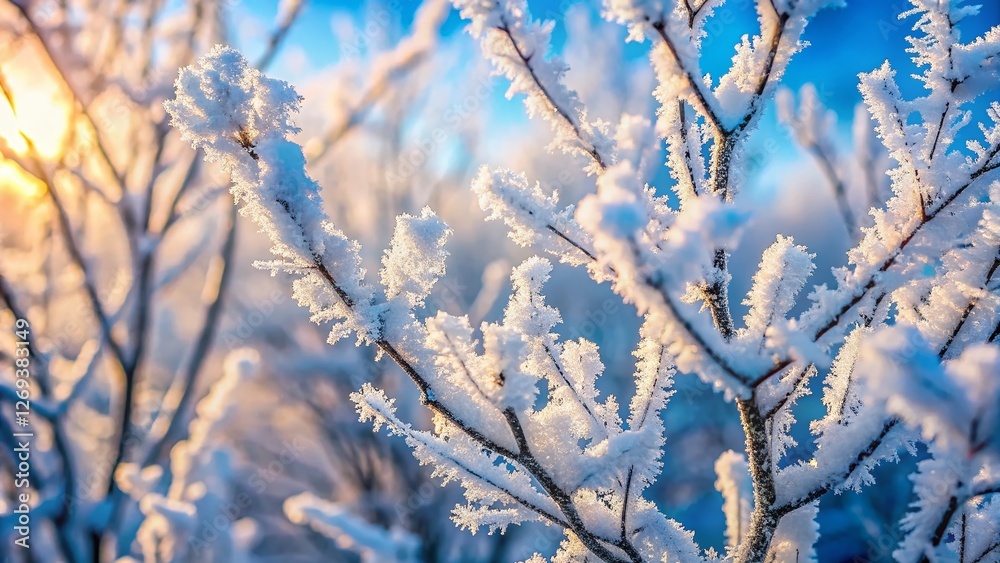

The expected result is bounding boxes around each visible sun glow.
[0,40,75,200]
[0,157,46,200]
[0,74,71,160]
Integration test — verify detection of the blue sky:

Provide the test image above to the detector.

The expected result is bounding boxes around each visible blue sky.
[237,0,999,117]
[230,0,1000,248]
[228,0,1000,214]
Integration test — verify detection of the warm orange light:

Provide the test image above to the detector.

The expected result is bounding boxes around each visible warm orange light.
[0,54,72,159]
[0,95,28,154]
[0,40,74,199]
[0,157,46,200]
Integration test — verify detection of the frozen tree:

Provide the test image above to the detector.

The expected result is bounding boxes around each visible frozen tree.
[0,0,248,558]
[117,348,263,562]
[0,1,517,562]
[173,0,1000,561]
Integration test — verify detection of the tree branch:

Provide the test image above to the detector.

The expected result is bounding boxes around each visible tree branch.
[776,419,899,515]
[650,20,724,134]
[939,250,1000,358]
[735,398,779,563]
[496,20,608,171]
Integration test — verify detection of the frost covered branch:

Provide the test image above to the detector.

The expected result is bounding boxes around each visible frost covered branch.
[0,1,307,559]
[161,0,1000,560]
[453,0,613,173]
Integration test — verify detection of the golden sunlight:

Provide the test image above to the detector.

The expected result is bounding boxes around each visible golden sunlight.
[0,156,46,200]
[0,39,73,200]
[0,44,72,158]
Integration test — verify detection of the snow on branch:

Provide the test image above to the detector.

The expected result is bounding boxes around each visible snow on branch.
[857,328,1000,562]
[739,235,815,352]
[285,493,422,562]
[472,166,609,279]
[714,450,751,553]
[453,0,613,173]
[166,44,702,562]
[119,348,263,561]
[159,0,1000,559]
[165,44,380,345]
